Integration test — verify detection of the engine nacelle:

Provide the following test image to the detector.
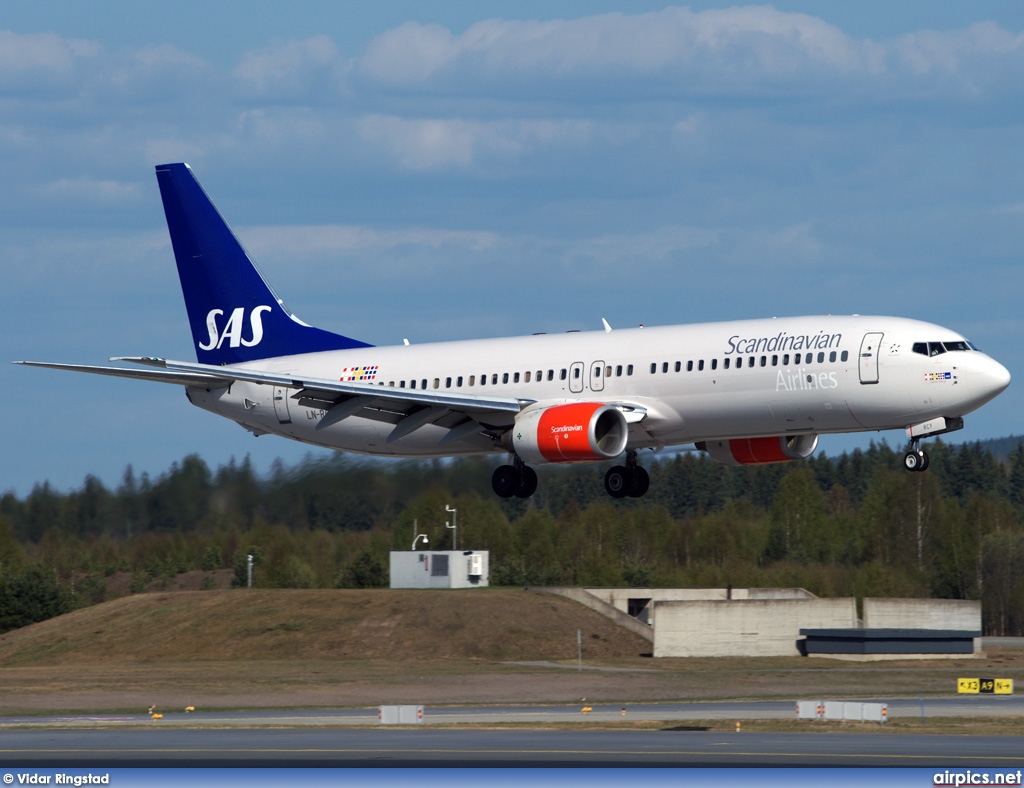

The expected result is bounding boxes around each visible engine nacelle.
[697,434,819,466]
[511,402,629,465]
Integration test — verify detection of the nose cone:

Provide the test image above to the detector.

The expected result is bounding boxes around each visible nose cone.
[968,354,1011,409]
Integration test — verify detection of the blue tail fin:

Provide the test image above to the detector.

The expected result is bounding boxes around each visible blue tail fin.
[155,163,372,364]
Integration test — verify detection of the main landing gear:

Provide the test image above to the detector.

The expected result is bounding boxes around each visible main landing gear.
[491,451,651,499]
[604,451,650,499]
[904,440,930,472]
[492,458,538,499]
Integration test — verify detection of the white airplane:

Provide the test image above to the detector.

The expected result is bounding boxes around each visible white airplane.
[18,163,1011,499]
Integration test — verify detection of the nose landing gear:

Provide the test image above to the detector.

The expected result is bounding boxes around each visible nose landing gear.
[904,440,930,472]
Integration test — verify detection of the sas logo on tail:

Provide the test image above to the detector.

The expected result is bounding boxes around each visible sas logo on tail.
[199,306,272,350]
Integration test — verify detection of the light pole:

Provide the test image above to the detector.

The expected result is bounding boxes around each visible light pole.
[445,504,457,551]
[412,519,429,550]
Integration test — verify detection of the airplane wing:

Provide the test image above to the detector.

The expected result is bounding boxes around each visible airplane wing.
[121,356,529,446]
[19,356,529,447]
[13,360,232,388]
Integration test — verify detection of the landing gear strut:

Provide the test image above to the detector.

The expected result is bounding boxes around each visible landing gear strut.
[903,440,930,472]
[492,457,538,498]
[604,451,650,499]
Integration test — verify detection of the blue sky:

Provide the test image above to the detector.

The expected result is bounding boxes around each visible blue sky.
[3,2,1023,496]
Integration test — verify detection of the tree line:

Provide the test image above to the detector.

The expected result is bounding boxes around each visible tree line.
[2,438,1024,635]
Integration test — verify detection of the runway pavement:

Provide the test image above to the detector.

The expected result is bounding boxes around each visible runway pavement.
[2,697,1024,767]
[1,727,1024,767]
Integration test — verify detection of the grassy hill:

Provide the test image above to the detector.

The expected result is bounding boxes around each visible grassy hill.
[0,588,650,666]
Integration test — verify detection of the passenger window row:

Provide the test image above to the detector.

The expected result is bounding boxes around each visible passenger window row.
[649,350,849,374]
[377,350,853,390]
[381,365,623,390]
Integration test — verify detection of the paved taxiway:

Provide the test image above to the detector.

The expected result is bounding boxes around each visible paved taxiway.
[3,697,1024,766]
[2,728,1024,767]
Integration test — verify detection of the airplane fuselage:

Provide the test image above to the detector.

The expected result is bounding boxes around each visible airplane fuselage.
[186,314,1007,459]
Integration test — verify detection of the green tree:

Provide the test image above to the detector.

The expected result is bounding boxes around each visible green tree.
[0,566,73,633]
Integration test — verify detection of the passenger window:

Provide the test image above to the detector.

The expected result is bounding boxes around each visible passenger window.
[627,365,634,375]
[748,356,755,368]
[560,369,567,381]
[573,367,581,379]
[662,362,669,373]
[817,352,824,363]
[446,377,452,387]
[502,373,509,384]
[760,356,767,367]
[783,354,790,365]
[512,372,519,383]
[492,374,498,385]
[829,351,836,363]
[772,355,778,366]
[400,381,406,388]
[650,363,657,374]
[724,357,730,369]
[409,380,415,389]
[687,360,693,372]
[794,353,801,364]
[616,365,623,376]
[469,375,475,386]
[674,361,681,372]
[840,351,848,362]
[547,370,554,381]
[698,360,704,371]
[432,379,439,388]
[525,371,531,383]
[457,376,463,387]
[711,358,717,370]
[605,366,612,377]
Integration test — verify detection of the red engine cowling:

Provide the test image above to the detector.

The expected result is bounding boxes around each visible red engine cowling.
[511,403,629,465]
[697,434,818,466]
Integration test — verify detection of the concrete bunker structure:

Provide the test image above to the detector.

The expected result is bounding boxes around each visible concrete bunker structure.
[542,587,982,659]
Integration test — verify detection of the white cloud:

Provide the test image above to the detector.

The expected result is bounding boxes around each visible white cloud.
[0,29,99,80]
[240,224,499,260]
[234,35,343,96]
[360,114,593,170]
[359,7,874,87]
[37,177,140,203]
[358,8,1024,101]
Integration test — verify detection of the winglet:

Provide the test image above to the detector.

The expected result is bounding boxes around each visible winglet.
[155,163,372,364]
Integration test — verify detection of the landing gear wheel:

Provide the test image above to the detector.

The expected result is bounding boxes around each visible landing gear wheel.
[604,466,629,499]
[492,465,519,498]
[628,467,650,498]
[904,450,929,472]
[515,466,538,498]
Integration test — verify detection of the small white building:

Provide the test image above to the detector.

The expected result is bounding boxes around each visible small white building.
[389,550,489,589]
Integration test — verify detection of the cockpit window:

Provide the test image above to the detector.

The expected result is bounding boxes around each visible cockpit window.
[913,340,973,356]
